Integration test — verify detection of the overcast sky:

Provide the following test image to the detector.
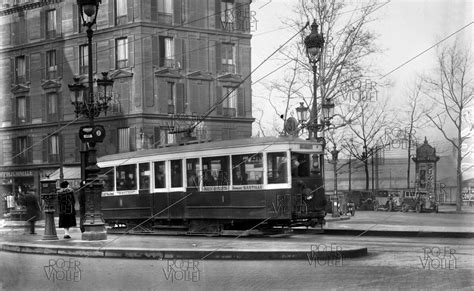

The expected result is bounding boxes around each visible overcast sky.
[249,0,473,155]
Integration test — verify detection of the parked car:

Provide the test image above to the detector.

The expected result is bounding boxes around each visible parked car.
[401,190,438,213]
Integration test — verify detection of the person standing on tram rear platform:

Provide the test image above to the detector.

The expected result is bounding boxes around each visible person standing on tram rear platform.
[57,181,77,239]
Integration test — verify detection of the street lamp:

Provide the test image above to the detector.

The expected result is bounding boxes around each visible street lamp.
[68,0,112,241]
[304,20,324,139]
[331,146,340,217]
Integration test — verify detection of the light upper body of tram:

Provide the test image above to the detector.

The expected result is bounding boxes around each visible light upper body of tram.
[97,137,324,196]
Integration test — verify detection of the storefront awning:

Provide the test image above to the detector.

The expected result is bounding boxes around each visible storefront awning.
[46,167,82,181]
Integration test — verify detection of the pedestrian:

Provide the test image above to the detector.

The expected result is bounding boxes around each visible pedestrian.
[22,190,41,235]
[57,181,76,239]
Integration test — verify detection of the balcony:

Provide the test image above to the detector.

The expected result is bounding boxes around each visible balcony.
[221,63,236,74]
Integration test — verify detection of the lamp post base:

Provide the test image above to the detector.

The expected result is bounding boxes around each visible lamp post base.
[42,211,58,241]
[81,224,107,241]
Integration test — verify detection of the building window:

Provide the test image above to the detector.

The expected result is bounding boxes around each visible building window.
[167,82,176,114]
[158,0,173,14]
[46,9,56,38]
[79,45,88,75]
[16,96,27,123]
[46,50,57,79]
[46,93,58,121]
[223,87,237,117]
[116,37,128,69]
[15,55,26,83]
[118,127,130,152]
[220,0,235,28]
[159,36,174,67]
[48,135,60,163]
[15,136,29,164]
[221,43,236,73]
[115,0,127,25]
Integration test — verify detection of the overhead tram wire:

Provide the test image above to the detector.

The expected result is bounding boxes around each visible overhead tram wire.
[380,21,474,79]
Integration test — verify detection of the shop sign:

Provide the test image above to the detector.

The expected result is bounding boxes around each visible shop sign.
[0,171,33,178]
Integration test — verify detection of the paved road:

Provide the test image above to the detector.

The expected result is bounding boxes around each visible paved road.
[1,235,472,290]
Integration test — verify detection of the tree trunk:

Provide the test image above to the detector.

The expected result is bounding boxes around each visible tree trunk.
[364,159,369,190]
[456,140,463,212]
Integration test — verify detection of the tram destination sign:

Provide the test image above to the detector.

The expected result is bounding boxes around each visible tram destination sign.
[79,125,106,143]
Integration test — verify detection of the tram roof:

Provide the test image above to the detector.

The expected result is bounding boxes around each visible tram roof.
[98,136,322,163]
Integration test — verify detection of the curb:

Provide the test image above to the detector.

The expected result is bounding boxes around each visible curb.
[320,229,474,238]
[0,242,368,260]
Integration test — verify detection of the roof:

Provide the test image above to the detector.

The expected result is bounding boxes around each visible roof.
[98,136,322,163]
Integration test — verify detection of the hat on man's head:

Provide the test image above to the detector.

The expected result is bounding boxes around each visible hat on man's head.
[60,181,69,188]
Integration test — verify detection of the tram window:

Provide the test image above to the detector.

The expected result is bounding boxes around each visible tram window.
[311,154,321,176]
[186,158,200,188]
[116,164,137,191]
[202,156,229,186]
[171,160,183,188]
[291,153,310,177]
[232,153,263,185]
[154,161,166,189]
[267,152,288,184]
[101,167,114,191]
[139,163,150,190]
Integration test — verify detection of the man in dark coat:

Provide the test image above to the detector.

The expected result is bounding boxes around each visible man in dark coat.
[58,181,76,239]
[23,191,41,234]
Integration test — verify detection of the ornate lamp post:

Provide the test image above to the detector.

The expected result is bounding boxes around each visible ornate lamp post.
[304,20,325,139]
[331,146,340,217]
[68,0,113,241]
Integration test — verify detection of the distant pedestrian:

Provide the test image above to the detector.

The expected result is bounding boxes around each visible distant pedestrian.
[22,191,41,234]
[58,181,76,239]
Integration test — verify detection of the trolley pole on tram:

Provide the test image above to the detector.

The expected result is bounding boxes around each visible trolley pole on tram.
[68,0,114,241]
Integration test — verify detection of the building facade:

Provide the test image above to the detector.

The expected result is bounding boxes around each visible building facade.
[0,0,254,208]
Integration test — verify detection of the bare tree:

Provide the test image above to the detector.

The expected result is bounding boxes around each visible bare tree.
[425,42,474,212]
[401,77,431,188]
[345,99,392,190]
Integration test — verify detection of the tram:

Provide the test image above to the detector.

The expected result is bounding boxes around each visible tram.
[97,136,327,234]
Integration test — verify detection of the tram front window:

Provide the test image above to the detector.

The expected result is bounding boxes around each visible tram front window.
[139,163,150,190]
[291,153,310,177]
[267,152,288,184]
[116,164,137,191]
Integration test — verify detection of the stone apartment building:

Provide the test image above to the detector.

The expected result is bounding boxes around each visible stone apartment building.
[0,0,254,202]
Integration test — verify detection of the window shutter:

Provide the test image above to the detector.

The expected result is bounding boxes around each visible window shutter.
[57,49,63,78]
[56,7,62,36]
[108,0,114,26]
[176,83,185,113]
[151,0,157,22]
[109,39,115,69]
[237,87,245,117]
[173,0,182,25]
[158,80,169,113]
[0,140,3,165]
[26,96,31,123]
[215,42,221,73]
[40,52,45,80]
[128,35,134,67]
[127,0,134,23]
[130,127,136,151]
[40,10,45,39]
[152,35,159,67]
[110,128,118,154]
[216,85,222,115]
[27,136,33,163]
[12,96,17,125]
[25,55,30,83]
[73,3,79,33]
[73,46,79,75]
[215,0,221,29]
[12,138,18,164]
[42,135,48,162]
[10,57,15,83]
[158,36,165,67]
[175,38,183,69]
